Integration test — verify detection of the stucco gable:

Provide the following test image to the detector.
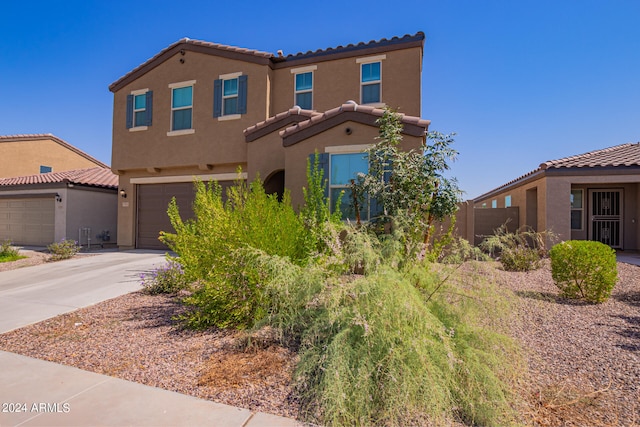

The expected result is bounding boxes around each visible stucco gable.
[243,107,321,142]
[0,134,108,169]
[279,102,430,147]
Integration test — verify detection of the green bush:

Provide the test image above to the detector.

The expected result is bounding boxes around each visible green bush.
[480,223,555,272]
[549,240,618,303]
[439,236,490,264]
[0,240,24,263]
[140,257,190,294]
[47,239,81,261]
[161,177,314,329]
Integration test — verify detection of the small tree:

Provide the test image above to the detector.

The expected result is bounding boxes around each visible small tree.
[354,108,461,259]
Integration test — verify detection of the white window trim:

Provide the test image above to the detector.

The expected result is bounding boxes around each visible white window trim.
[218,114,241,121]
[167,129,195,137]
[290,65,318,74]
[169,81,195,132]
[325,144,371,153]
[218,72,243,117]
[356,54,387,64]
[293,71,314,109]
[130,172,246,185]
[571,189,584,231]
[130,88,150,130]
[359,59,383,105]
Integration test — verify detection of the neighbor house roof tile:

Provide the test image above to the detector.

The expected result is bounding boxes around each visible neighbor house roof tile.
[474,142,640,202]
[0,167,118,189]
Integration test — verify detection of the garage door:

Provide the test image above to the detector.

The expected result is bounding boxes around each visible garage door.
[0,198,55,246]
[137,183,196,250]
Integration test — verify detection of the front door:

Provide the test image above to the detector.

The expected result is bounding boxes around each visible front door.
[589,189,623,249]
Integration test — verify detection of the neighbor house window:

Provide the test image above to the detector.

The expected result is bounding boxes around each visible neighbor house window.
[126,89,153,129]
[40,165,52,173]
[169,81,194,132]
[571,189,583,230]
[330,152,369,221]
[505,195,512,207]
[359,60,382,104]
[491,199,497,208]
[214,73,247,119]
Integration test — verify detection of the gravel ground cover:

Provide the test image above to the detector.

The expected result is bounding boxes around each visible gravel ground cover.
[0,250,638,425]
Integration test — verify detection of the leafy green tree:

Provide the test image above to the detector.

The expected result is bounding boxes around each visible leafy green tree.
[355,108,462,258]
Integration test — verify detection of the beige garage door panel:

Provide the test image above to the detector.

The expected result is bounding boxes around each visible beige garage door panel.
[0,198,55,246]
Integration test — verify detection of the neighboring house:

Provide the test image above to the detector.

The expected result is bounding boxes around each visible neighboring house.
[471,143,640,251]
[109,33,430,249]
[0,134,108,178]
[0,168,118,247]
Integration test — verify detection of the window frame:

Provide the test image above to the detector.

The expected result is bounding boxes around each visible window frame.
[357,55,385,106]
[571,189,584,230]
[327,148,371,222]
[168,80,195,136]
[127,88,152,131]
[505,195,512,207]
[291,65,317,110]
[215,72,244,121]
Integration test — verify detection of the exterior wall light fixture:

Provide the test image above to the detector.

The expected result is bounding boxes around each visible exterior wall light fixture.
[120,189,127,198]
[55,193,62,203]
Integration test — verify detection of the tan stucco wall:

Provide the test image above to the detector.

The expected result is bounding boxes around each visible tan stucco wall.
[283,122,423,209]
[0,138,103,178]
[270,47,422,116]
[474,172,640,250]
[65,188,118,246]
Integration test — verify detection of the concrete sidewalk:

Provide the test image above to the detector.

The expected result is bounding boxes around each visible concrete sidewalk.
[0,351,300,426]
[0,251,303,426]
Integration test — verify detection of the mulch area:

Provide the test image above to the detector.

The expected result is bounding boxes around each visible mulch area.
[0,250,638,425]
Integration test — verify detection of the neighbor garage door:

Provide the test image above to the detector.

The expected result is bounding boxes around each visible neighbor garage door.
[136,183,196,250]
[0,198,55,246]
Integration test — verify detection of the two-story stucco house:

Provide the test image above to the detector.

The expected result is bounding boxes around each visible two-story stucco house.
[109,33,431,249]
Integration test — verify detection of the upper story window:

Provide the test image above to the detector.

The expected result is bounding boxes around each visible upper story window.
[40,165,52,173]
[169,81,195,133]
[291,65,317,110]
[505,195,512,207]
[126,89,153,130]
[357,55,385,105]
[214,73,247,120]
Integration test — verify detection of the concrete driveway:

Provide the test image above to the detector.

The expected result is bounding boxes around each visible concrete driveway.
[0,250,166,334]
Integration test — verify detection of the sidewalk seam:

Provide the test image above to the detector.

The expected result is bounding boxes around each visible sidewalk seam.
[241,412,255,427]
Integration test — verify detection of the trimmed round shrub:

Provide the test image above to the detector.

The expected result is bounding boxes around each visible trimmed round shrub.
[549,240,618,303]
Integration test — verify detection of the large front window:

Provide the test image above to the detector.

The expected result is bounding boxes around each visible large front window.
[330,152,369,221]
[171,85,193,131]
[361,61,381,104]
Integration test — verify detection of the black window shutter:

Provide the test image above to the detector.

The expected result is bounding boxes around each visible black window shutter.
[238,75,248,114]
[213,79,222,117]
[126,94,133,129]
[145,91,153,126]
[317,152,329,199]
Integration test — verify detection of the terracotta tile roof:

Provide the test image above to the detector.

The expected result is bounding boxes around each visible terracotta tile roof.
[109,32,425,92]
[243,107,321,142]
[541,143,640,169]
[0,134,108,168]
[0,167,118,189]
[474,142,640,201]
[279,102,430,143]
[279,32,425,62]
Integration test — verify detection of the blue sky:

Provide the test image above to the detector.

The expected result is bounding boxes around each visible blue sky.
[2,0,639,199]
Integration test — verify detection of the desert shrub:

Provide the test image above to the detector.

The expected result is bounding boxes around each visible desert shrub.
[0,240,25,263]
[140,257,190,294]
[549,240,618,303]
[161,177,314,329]
[291,263,519,426]
[47,239,80,261]
[439,236,490,264]
[480,223,555,271]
